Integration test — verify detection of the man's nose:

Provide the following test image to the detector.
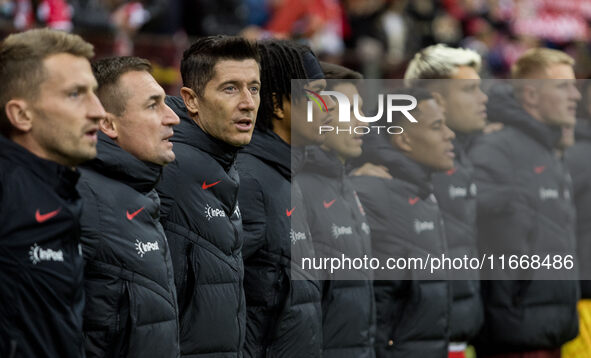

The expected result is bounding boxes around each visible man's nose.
[239,89,257,110]
[88,92,107,122]
[163,104,180,126]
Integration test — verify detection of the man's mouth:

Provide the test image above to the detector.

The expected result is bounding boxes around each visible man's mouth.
[234,118,253,131]
[567,104,577,115]
[445,145,455,159]
[162,132,174,146]
[85,127,98,141]
[478,108,487,118]
[352,133,363,144]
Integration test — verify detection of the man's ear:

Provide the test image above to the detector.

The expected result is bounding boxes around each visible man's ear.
[180,87,199,115]
[272,93,284,119]
[391,131,412,153]
[99,113,118,139]
[5,99,32,133]
[520,83,539,107]
[431,92,446,110]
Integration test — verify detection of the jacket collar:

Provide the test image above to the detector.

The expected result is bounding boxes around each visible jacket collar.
[451,132,479,167]
[575,119,591,141]
[453,131,477,154]
[0,134,80,199]
[301,145,344,178]
[487,83,562,150]
[291,146,308,177]
[82,132,162,193]
[240,128,291,180]
[359,134,433,197]
[166,96,239,171]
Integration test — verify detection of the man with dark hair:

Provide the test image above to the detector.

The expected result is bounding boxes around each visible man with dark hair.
[156,35,260,357]
[235,40,333,357]
[77,56,180,358]
[352,88,453,358]
[297,61,377,358]
[0,28,106,358]
[469,48,580,358]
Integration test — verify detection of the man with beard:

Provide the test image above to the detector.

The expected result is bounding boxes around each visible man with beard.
[235,40,334,357]
[77,56,181,357]
[0,29,106,358]
[469,48,580,358]
[351,87,454,358]
[156,36,260,357]
[404,44,487,358]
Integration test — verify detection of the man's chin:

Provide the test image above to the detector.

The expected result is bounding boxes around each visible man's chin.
[159,152,176,166]
[314,135,326,144]
[66,152,96,167]
[78,147,98,163]
[227,133,254,147]
[548,115,575,127]
[433,160,454,172]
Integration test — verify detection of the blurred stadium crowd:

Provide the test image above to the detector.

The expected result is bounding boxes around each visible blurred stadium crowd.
[3,0,591,87]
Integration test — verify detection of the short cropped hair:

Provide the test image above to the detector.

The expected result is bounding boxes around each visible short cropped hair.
[321,62,364,111]
[92,56,152,116]
[256,40,313,132]
[511,48,575,79]
[180,35,259,98]
[404,44,481,83]
[0,28,94,136]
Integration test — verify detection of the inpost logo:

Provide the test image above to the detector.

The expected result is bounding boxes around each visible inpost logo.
[306,89,418,135]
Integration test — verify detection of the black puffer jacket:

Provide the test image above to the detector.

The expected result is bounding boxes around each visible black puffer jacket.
[298,146,376,358]
[77,133,179,358]
[469,84,579,354]
[0,135,85,358]
[432,134,483,343]
[157,96,245,357]
[351,136,450,358]
[236,129,322,357]
[566,120,591,297]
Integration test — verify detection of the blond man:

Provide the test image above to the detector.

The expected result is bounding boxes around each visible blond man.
[468,48,580,358]
[0,29,105,358]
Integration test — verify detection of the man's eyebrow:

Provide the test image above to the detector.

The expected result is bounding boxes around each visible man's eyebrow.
[463,81,480,87]
[61,83,96,96]
[66,83,90,91]
[217,80,239,88]
[219,79,261,86]
[144,94,164,104]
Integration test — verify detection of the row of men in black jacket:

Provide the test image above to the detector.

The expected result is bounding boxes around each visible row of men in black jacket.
[0,28,361,358]
[0,27,587,358]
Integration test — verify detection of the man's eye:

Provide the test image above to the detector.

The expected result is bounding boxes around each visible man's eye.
[250,86,259,94]
[68,90,81,98]
[148,103,157,109]
[224,86,238,93]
